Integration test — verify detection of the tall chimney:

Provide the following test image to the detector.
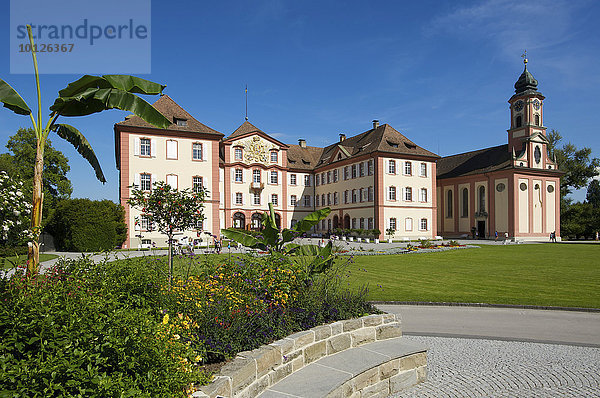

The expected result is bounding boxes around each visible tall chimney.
[298,139,306,148]
[372,120,380,129]
[339,133,346,142]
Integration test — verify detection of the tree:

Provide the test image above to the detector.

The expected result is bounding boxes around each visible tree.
[0,25,170,276]
[0,128,72,223]
[586,180,600,208]
[45,199,127,252]
[128,181,207,285]
[547,130,600,199]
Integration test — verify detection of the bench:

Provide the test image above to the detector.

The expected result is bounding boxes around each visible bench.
[192,314,427,398]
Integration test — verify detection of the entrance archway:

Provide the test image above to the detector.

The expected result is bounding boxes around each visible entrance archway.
[344,214,350,229]
[233,212,245,229]
[251,213,262,231]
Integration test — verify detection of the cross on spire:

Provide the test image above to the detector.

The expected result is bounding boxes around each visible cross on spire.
[521,50,528,65]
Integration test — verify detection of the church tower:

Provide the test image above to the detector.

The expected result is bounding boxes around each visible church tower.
[507,55,556,170]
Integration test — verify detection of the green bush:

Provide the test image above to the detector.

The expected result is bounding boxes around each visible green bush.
[0,245,27,258]
[0,257,208,397]
[45,199,127,252]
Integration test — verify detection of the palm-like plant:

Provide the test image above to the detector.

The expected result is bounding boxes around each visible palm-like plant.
[0,25,170,276]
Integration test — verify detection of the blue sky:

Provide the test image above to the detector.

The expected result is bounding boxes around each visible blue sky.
[1,0,599,202]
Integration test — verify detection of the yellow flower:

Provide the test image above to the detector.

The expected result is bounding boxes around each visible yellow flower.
[162,313,169,324]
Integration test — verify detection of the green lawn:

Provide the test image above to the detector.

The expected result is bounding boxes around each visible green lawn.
[0,254,59,270]
[347,244,600,308]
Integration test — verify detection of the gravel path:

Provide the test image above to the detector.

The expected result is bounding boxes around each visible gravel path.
[391,336,600,397]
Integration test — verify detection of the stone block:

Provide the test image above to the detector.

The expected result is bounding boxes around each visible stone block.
[342,318,363,332]
[416,365,427,383]
[270,338,295,356]
[291,356,304,372]
[375,323,402,340]
[191,391,209,398]
[330,321,344,335]
[325,381,353,398]
[379,359,400,379]
[219,358,256,395]
[389,369,417,393]
[197,375,231,398]
[363,314,383,327]
[270,362,293,384]
[326,333,352,355]
[351,367,380,391]
[304,340,327,364]
[250,345,281,378]
[400,352,426,371]
[242,374,270,398]
[350,327,376,347]
[360,379,390,398]
[382,313,396,323]
[287,330,315,349]
[282,349,302,364]
[313,324,332,341]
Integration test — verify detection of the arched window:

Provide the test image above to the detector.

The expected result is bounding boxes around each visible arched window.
[478,186,486,212]
[461,188,469,218]
[233,212,245,229]
[344,214,351,229]
[535,114,540,126]
[251,213,262,230]
[333,215,339,229]
[446,190,453,218]
[515,115,522,128]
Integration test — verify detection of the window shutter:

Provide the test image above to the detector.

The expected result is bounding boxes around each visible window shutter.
[232,193,235,205]
[134,173,140,187]
[401,187,405,201]
[202,143,207,161]
[151,139,157,157]
[134,221,140,231]
[134,137,140,155]
[151,174,156,187]
[277,171,281,184]
[231,169,235,180]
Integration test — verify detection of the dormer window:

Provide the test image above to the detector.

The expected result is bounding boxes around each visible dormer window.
[174,118,187,126]
[387,140,399,148]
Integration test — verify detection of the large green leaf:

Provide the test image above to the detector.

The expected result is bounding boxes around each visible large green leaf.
[0,79,31,115]
[261,203,280,249]
[58,75,166,97]
[292,207,331,234]
[51,123,106,183]
[50,88,171,129]
[308,242,335,275]
[221,228,266,250]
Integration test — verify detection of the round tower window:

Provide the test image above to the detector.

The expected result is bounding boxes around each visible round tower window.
[520,183,527,191]
[547,185,554,193]
[496,183,505,192]
[534,183,540,190]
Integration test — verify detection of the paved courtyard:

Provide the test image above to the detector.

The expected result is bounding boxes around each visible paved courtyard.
[392,336,600,397]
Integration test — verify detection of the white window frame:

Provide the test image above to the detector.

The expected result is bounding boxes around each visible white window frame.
[270,151,278,163]
[304,175,311,186]
[270,171,278,185]
[140,138,151,156]
[271,194,278,206]
[234,169,243,183]
[420,162,427,177]
[253,192,261,205]
[388,160,396,174]
[420,188,427,202]
[404,187,412,202]
[140,215,152,231]
[388,186,396,201]
[235,192,243,205]
[140,173,152,191]
[290,174,297,185]
[389,218,397,231]
[253,169,261,183]
[234,147,243,161]
[420,218,428,231]
[304,195,311,207]
[166,139,178,160]
[193,142,203,161]
[368,159,374,176]
[404,161,412,176]
[290,195,297,206]
[193,176,203,193]
[333,192,339,205]
[333,169,338,182]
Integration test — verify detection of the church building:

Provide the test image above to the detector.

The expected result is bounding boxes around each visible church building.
[436,58,562,240]
[114,59,561,248]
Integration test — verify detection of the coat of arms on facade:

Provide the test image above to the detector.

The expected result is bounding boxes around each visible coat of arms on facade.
[244,137,269,163]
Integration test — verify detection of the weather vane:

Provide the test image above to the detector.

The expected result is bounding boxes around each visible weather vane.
[521,50,528,64]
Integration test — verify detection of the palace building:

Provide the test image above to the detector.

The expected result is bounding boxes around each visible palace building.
[114,60,561,248]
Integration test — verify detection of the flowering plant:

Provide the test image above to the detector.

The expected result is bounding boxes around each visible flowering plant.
[0,171,32,244]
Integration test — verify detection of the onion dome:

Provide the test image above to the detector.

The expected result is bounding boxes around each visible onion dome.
[514,57,539,94]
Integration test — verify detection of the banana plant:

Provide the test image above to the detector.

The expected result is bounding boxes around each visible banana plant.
[0,25,171,276]
[221,204,336,276]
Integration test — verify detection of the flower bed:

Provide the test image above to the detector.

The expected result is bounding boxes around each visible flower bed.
[0,252,376,397]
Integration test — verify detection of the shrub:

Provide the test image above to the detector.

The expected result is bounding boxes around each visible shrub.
[45,199,127,252]
[0,257,208,397]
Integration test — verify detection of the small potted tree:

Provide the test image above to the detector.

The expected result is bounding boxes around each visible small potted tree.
[372,228,381,244]
[386,227,395,243]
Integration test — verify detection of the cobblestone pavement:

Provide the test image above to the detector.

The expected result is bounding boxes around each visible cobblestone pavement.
[392,336,600,397]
